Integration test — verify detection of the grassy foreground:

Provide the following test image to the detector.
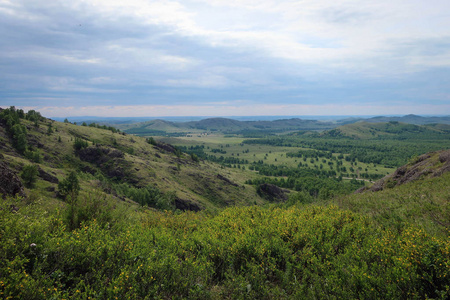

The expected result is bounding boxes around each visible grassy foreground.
[1,198,449,299]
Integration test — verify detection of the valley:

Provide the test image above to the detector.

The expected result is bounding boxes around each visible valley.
[1,108,450,299]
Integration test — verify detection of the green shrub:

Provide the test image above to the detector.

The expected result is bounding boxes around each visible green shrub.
[20,165,38,188]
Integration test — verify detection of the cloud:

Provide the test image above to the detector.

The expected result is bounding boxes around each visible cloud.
[12,103,450,118]
[1,0,450,116]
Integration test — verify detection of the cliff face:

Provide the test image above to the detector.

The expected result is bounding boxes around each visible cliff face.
[356,149,450,193]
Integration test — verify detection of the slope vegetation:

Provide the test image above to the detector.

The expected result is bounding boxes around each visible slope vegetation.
[324,121,450,139]
[0,107,262,211]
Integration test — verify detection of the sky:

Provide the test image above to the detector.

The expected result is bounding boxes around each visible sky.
[1,0,450,118]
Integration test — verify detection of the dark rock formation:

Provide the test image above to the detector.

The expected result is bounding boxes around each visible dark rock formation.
[38,167,59,183]
[216,174,239,187]
[0,160,25,199]
[77,146,124,164]
[357,149,450,193]
[257,183,290,202]
[174,198,202,212]
[155,142,178,154]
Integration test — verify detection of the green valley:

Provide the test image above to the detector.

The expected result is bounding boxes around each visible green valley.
[1,108,450,299]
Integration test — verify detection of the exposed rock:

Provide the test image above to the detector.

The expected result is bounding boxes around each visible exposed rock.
[174,198,202,212]
[257,183,290,202]
[38,167,59,183]
[0,161,25,199]
[358,149,450,193]
[77,145,124,164]
[216,174,239,187]
[155,142,178,154]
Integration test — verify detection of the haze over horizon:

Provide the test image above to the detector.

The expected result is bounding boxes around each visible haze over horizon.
[1,0,450,117]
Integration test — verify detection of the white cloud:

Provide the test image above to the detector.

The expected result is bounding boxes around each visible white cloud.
[14,103,450,118]
[1,0,450,115]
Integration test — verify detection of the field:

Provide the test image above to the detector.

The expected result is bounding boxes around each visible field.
[160,134,395,180]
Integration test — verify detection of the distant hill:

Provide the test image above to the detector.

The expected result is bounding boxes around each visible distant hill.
[322,121,450,139]
[119,117,336,135]
[363,114,450,125]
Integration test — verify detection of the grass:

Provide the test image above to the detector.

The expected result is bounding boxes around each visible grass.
[336,172,450,238]
[159,134,395,179]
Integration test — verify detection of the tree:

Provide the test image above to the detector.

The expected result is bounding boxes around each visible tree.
[47,123,53,135]
[58,171,80,202]
[11,124,28,154]
[20,165,38,188]
[58,171,81,230]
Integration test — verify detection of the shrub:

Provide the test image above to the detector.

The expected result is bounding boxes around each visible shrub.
[20,165,38,188]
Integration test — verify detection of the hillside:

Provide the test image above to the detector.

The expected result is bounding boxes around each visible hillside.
[118,117,336,136]
[341,150,450,237]
[323,121,450,139]
[365,114,450,125]
[357,149,450,193]
[0,108,262,212]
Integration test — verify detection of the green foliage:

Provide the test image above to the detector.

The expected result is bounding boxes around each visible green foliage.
[20,165,38,188]
[73,137,88,151]
[146,136,157,145]
[24,149,42,163]
[25,110,43,122]
[190,153,200,162]
[58,171,80,201]
[46,123,53,135]
[104,180,175,210]
[1,204,449,299]
[11,124,28,153]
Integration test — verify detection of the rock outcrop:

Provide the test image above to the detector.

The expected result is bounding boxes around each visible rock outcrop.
[257,183,290,202]
[356,149,450,193]
[0,160,25,198]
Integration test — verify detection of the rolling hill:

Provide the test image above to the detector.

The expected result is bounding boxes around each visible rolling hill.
[0,108,263,212]
[322,121,450,139]
[118,117,337,135]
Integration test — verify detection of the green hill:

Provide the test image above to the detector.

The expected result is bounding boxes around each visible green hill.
[323,121,450,139]
[120,117,336,136]
[0,107,262,212]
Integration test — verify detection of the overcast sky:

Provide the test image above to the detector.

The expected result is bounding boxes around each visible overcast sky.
[1,0,450,117]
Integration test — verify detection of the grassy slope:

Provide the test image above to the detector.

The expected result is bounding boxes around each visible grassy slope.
[0,118,263,211]
[325,121,450,139]
[335,150,450,238]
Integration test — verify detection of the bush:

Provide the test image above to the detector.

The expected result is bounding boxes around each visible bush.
[20,165,38,188]
[73,137,88,151]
